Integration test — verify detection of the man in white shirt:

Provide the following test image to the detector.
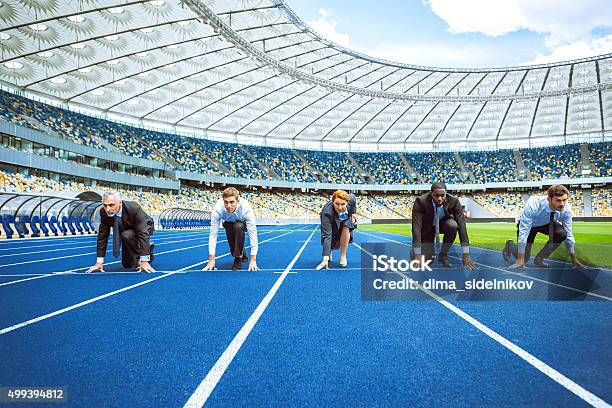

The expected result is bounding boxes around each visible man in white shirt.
[504,185,584,269]
[202,187,259,271]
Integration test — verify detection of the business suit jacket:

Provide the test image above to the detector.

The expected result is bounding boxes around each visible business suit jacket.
[320,194,357,257]
[411,192,469,248]
[96,201,154,257]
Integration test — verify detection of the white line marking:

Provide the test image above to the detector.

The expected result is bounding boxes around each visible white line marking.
[0,231,200,252]
[0,234,210,268]
[0,232,202,258]
[352,239,612,408]
[183,228,317,408]
[357,231,610,301]
[0,273,178,335]
[0,232,230,287]
[360,228,612,272]
[0,228,306,333]
[447,255,612,302]
[0,273,47,277]
[0,229,208,245]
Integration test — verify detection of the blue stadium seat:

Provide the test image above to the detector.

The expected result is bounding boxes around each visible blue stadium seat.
[6,215,24,238]
[1,215,14,239]
[33,215,49,237]
[48,215,60,236]
[71,216,84,234]
[22,215,40,238]
[62,216,76,235]
[82,216,96,234]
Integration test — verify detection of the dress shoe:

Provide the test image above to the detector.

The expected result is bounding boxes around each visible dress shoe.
[533,257,549,268]
[232,257,242,270]
[502,240,512,262]
[438,255,452,268]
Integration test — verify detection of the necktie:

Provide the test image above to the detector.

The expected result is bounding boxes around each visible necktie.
[112,215,121,258]
[434,205,441,252]
[549,211,555,240]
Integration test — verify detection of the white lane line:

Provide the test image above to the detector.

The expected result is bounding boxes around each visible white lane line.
[359,228,612,273]
[0,238,96,251]
[0,231,206,251]
[0,273,47,277]
[357,230,610,301]
[447,255,612,302]
[0,227,306,334]
[0,229,208,245]
[0,227,311,286]
[352,238,612,408]
[0,274,179,336]
[0,232,224,287]
[0,234,96,244]
[0,232,203,258]
[183,227,317,408]
[0,234,210,268]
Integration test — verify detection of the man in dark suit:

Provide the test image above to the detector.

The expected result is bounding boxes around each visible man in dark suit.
[411,182,474,269]
[86,191,156,273]
[316,190,358,270]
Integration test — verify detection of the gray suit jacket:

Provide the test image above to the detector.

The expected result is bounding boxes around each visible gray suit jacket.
[319,194,357,257]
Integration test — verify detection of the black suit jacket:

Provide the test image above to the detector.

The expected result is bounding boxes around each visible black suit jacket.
[411,192,469,248]
[320,194,357,257]
[97,201,154,257]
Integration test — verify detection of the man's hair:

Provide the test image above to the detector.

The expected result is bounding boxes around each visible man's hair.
[547,184,569,198]
[332,190,350,202]
[431,182,447,192]
[222,187,240,199]
[102,191,122,202]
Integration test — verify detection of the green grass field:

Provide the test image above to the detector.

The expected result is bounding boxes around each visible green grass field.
[360,222,612,268]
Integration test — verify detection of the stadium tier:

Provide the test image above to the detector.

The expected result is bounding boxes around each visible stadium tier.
[2,170,610,221]
[1,91,610,185]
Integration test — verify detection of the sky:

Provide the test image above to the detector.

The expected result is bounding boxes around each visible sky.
[285,0,612,68]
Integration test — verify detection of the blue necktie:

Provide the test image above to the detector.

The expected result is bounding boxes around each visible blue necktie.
[434,205,441,252]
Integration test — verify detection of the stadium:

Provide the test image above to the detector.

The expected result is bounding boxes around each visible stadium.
[0,0,610,406]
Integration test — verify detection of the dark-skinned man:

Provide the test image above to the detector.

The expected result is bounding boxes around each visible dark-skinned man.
[411,182,475,269]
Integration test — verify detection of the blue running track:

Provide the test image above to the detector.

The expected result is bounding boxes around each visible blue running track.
[0,225,610,407]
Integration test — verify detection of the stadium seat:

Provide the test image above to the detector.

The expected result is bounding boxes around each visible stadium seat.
[83,215,97,234]
[5,215,24,238]
[22,215,40,238]
[33,215,49,237]
[48,215,60,236]
[62,216,76,235]
[20,215,33,237]
[70,216,84,235]
[0,215,13,239]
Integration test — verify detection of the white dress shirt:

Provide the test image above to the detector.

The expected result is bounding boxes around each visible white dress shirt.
[208,198,258,256]
[518,195,575,254]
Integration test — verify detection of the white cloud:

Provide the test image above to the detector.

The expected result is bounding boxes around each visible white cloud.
[425,0,612,46]
[425,0,526,37]
[360,43,510,68]
[307,9,351,47]
[523,34,612,65]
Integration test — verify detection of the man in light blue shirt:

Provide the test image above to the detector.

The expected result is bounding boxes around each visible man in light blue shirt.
[504,185,584,268]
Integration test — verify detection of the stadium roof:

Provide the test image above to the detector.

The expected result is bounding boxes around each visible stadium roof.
[1,0,611,151]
